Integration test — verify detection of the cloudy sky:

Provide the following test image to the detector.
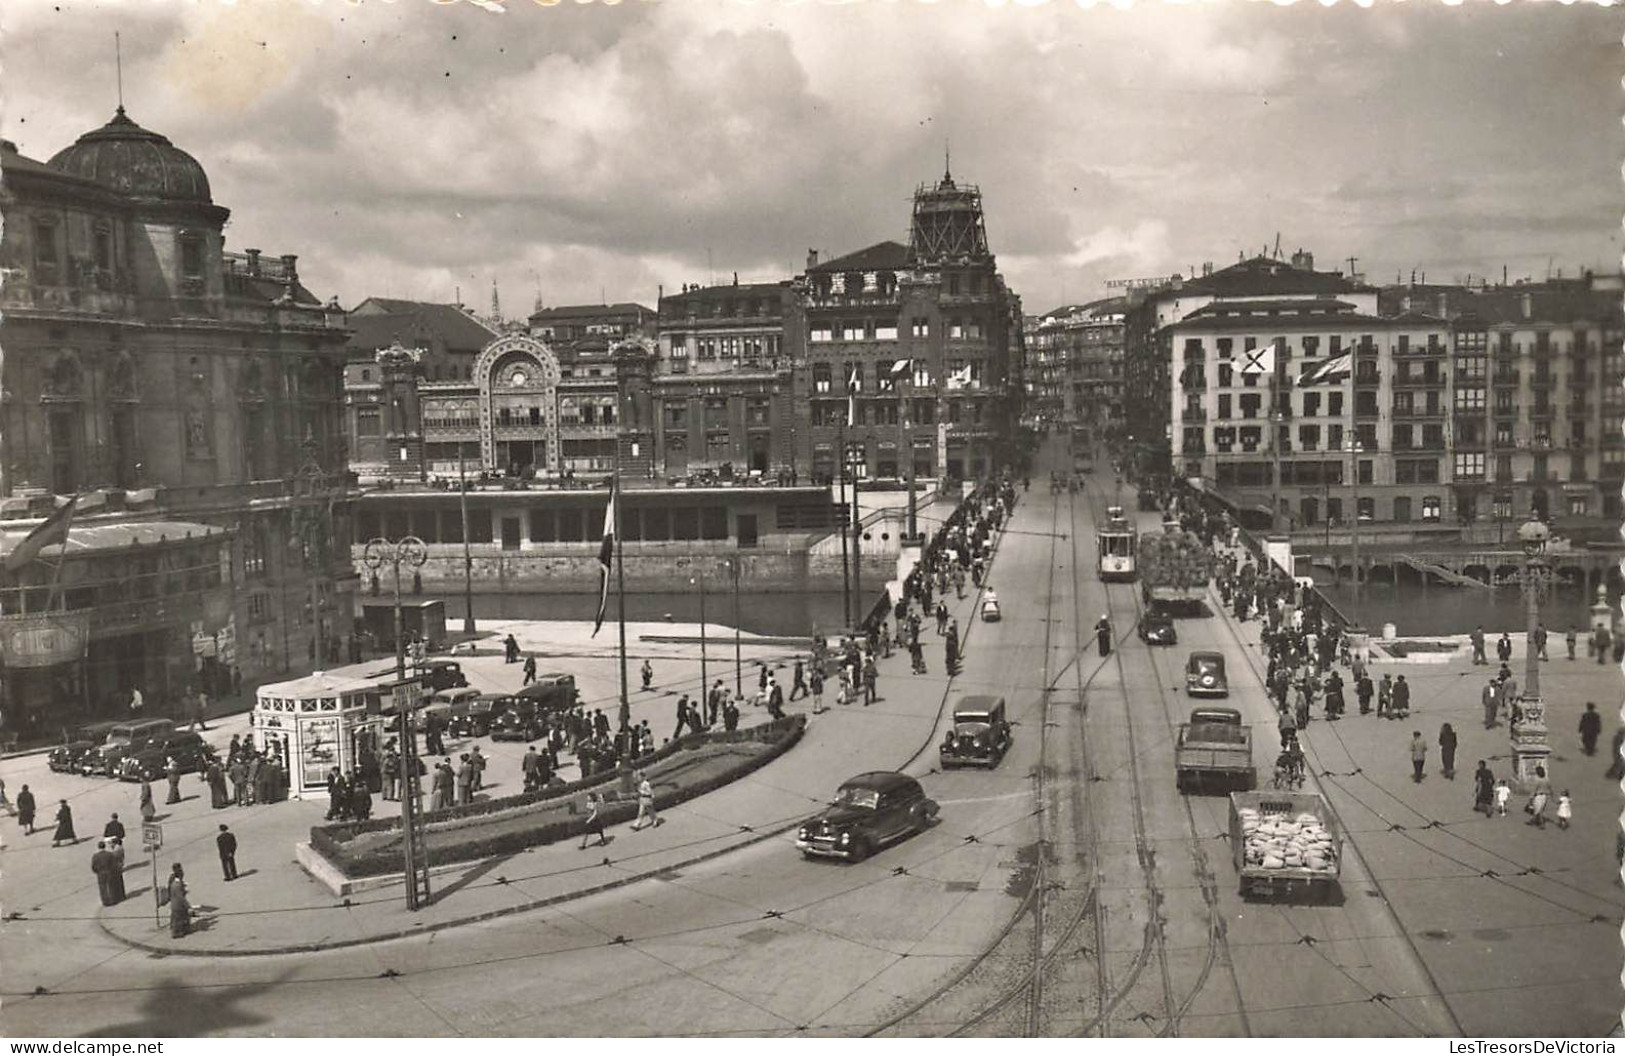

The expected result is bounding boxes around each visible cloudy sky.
[4,0,1617,316]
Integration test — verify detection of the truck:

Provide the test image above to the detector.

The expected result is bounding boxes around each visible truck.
[1139,522,1214,618]
[1228,790,1344,902]
[1174,706,1253,791]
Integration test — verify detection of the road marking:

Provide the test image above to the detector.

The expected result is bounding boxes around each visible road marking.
[935,790,1038,806]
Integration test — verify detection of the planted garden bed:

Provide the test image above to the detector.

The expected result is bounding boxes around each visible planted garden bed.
[310,715,805,878]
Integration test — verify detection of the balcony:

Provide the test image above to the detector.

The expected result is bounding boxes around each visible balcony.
[1492,370,1520,385]
[1181,408,1208,423]
[1391,373,1445,388]
[1353,371,1381,387]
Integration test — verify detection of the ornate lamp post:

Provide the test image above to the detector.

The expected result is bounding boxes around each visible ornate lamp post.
[1512,516,1555,788]
[360,535,431,910]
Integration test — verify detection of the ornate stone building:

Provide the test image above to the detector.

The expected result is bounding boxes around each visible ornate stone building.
[0,111,354,735]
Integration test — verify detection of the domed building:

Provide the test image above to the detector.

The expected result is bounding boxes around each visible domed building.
[0,107,357,742]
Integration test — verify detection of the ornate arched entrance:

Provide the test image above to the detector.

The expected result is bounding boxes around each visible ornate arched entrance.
[475,334,561,477]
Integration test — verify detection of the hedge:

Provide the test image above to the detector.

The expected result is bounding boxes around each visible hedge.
[311,714,806,878]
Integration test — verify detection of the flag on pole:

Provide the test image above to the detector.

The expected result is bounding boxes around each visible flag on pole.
[880,358,911,392]
[1296,352,1353,386]
[847,365,861,427]
[592,484,615,637]
[1239,340,1276,376]
[945,364,973,391]
[3,496,76,574]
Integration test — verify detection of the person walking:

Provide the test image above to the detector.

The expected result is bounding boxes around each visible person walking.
[1096,615,1112,657]
[1579,703,1602,756]
[228,757,246,807]
[641,659,654,691]
[382,750,400,802]
[217,824,239,881]
[1356,673,1374,716]
[578,791,608,849]
[1556,790,1573,830]
[1496,632,1513,664]
[1438,723,1458,779]
[1409,731,1428,784]
[1534,623,1549,661]
[165,864,190,938]
[1392,675,1411,719]
[165,756,183,805]
[631,771,659,830]
[468,745,486,792]
[207,759,230,809]
[16,784,36,835]
[790,659,807,701]
[862,657,878,707]
[92,841,121,906]
[430,761,452,812]
[810,668,826,714]
[1377,674,1393,719]
[504,633,519,663]
[1482,679,1501,729]
[1473,761,1495,816]
[51,799,76,847]
[455,755,474,806]
[1566,625,1579,661]
[936,600,949,636]
[1470,626,1487,665]
[1494,778,1512,816]
[522,654,538,685]
[1595,625,1611,665]
[1607,728,1625,780]
[1526,765,1553,827]
[104,813,126,843]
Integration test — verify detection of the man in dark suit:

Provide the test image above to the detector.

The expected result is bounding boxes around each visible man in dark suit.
[217,823,239,882]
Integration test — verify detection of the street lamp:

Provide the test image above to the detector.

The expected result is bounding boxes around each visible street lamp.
[730,555,742,696]
[683,560,708,701]
[1271,409,1287,534]
[1347,437,1364,598]
[1512,515,1555,789]
[360,535,431,910]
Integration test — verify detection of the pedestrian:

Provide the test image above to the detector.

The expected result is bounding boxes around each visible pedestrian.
[382,750,400,801]
[1278,710,1297,750]
[1608,728,1625,780]
[0,777,9,817]
[193,690,210,732]
[632,771,659,830]
[1438,722,1458,779]
[811,669,825,714]
[768,677,786,719]
[504,633,519,663]
[862,657,878,706]
[936,600,949,635]
[51,799,76,846]
[1596,626,1612,664]
[945,630,959,676]
[1494,778,1511,816]
[1526,765,1552,827]
[468,745,486,791]
[909,636,925,675]
[1482,679,1500,729]
[1579,703,1602,755]
[350,772,372,820]
[1470,626,1487,665]
[217,824,239,881]
[1556,790,1572,831]
[16,784,35,834]
[579,791,608,849]
[790,659,807,701]
[92,840,121,906]
[1356,674,1373,715]
[1535,622,1549,661]
[228,757,246,806]
[1392,675,1411,719]
[129,685,144,716]
[1496,633,1512,664]
[455,755,473,806]
[1096,615,1112,657]
[430,761,452,812]
[641,659,654,691]
[104,812,126,842]
[1409,731,1427,783]
[1566,625,1579,661]
[165,864,190,938]
[1473,761,1495,816]
[522,654,538,685]
[1377,674,1393,719]
[165,756,182,805]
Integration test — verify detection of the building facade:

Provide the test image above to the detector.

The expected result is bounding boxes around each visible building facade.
[1028,298,1126,428]
[0,113,354,735]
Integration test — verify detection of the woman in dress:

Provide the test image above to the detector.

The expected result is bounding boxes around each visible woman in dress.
[16,784,35,834]
[51,799,76,847]
[166,863,191,938]
[1473,761,1496,816]
[138,778,156,822]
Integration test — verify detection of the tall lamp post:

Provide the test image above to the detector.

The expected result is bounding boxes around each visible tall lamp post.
[730,555,742,696]
[1512,516,1555,789]
[1346,437,1364,598]
[1271,409,1286,534]
[360,535,431,910]
[684,560,708,699]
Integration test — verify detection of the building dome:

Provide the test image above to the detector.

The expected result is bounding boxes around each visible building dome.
[47,107,211,203]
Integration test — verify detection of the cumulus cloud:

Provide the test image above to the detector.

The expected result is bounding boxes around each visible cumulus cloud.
[2,0,1615,314]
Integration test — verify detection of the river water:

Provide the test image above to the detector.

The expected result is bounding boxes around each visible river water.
[423,590,856,638]
[1316,579,1606,637]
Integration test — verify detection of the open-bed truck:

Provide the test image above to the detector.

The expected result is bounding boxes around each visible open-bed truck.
[1228,790,1344,902]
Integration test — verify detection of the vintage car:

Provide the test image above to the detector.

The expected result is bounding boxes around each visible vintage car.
[415,686,480,733]
[82,718,176,776]
[488,699,547,742]
[447,695,512,739]
[48,721,122,773]
[1138,610,1178,646]
[939,695,1012,769]
[1185,651,1229,698]
[795,771,939,862]
[421,659,468,693]
[118,731,216,782]
[980,591,1002,623]
[515,673,578,714]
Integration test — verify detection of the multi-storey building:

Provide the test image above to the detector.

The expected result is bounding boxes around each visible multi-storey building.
[0,113,354,736]
[1028,298,1126,428]
[792,168,1023,484]
[529,302,654,352]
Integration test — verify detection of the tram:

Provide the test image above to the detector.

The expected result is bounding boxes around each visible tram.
[1097,505,1138,581]
[1070,425,1094,475]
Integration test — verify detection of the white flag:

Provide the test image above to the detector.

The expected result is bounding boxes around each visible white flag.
[1239,341,1276,376]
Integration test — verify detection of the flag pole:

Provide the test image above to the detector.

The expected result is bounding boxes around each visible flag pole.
[43,496,77,612]
[838,418,851,628]
[615,469,629,732]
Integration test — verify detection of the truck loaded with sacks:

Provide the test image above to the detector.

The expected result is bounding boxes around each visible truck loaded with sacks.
[1228,790,1343,902]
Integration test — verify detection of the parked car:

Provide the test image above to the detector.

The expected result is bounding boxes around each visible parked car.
[939,696,1012,769]
[118,731,216,782]
[1138,610,1177,646]
[488,699,547,742]
[1185,651,1229,698]
[515,673,578,714]
[795,771,939,862]
[448,695,512,739]
[415,686,480,733]
[82,718,175,776]
[48,721,122,773]
[421,659,468,693]
[981,592,1002,623]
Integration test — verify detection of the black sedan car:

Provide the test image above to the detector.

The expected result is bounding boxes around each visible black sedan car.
[796,772,939,862]
[118,732,216,782]
[448,695,513,739]
[48,721,122,773]
[1138,610,1177,646]
[489,700,546,742]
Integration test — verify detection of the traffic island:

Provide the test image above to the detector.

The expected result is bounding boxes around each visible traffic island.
[300,715,806,893]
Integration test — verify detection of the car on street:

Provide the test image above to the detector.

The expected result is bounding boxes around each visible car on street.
[939,695,1012,769]
[980,592,1002,623]
[48,721,122,773]
[515,672,578,714]
[118,731,216,782]
[795,771,939,862]
[1138,610,1177,646]
[488,699,547,742]
[415,686,480,733]
[1185,651,1229,698]
[82,718,176,776]
[421,659,468,693]
[448,694,512,739]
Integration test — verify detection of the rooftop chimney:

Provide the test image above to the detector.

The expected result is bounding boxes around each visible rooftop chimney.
[1435,292,1448,318]
[280,254,299,281]
[245,248,261,276]
[1520,292,1533,320]
[807,249,819,270]
[1291,249,1314,271]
